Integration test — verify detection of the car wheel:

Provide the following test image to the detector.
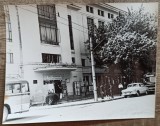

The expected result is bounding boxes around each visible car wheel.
[48,97,54,105]
[46,96,54,105]
[124,95,127,98]
[46,94,60,105]
[136,91,140,97]
[3,106,8,122]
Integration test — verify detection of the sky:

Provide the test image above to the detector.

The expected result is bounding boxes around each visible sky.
[108,3,158,14]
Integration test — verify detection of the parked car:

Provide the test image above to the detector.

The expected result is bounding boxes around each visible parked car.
[143,74,156,94]
[121,83,148,98]
[3,80,30,122]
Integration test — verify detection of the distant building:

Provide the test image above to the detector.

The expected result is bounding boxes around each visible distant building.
[5,4,125,103]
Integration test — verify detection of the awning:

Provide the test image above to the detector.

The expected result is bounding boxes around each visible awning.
[34,66,77,72]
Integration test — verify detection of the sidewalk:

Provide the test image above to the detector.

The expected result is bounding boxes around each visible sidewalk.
[30,95,124,111]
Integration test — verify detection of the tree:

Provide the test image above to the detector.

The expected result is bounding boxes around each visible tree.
[86,7,157,83]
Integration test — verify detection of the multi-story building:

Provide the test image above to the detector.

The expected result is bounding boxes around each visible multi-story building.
[5,4,125,103]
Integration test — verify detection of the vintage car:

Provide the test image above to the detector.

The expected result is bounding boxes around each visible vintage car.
[143,74,156,94]
[121,83,148,98]
[3,80,30,122]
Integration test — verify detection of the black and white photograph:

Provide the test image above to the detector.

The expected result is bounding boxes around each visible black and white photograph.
[2,2,158,124]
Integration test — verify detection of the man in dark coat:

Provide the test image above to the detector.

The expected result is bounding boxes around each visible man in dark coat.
[54,80,63,98]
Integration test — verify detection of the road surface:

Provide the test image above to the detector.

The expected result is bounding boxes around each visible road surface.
[3,95,155,124]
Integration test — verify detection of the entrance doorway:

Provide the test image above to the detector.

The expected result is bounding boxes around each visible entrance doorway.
[54,80,63,98]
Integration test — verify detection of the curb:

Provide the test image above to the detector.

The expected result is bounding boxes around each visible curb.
[31,96,124,110]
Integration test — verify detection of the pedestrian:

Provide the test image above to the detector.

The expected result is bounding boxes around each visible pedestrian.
[54,80,63,99]
[100,84,104,99]
[118,83,123,96]
[83,80,88,96]
[109,84,114,99]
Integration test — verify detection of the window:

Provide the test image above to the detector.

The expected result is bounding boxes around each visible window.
[4,5,12,42]
[12,84,21,93]
[7,53,13,63]
[39,23,59,45]
[108,13,110,18]
[68,15,74,50]
[6,85,13,94]
[33,80,38,84]
[83,75,89,85]
[111,14,114,18]
[108,13,114,19]
[98,20,104,27]
[81,59,85,67]
[42,53,61,63]
[86,6,93,13]
[87,17,94,34]
[7,22,12,42]
[38,5,59,45]
[21,83,30,93]
[43,80,54,85]
[37,5,57,21]
[87,17,94,27]
[98,9,104,17]
[6,82,29,94]
[86,6,89,12]
[72,57,75,64]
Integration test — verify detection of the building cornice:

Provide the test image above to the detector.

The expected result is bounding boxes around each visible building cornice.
[92,3,127,14]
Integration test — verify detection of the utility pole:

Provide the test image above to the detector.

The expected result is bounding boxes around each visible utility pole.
[16,5,24,79]
[89,36,98,102]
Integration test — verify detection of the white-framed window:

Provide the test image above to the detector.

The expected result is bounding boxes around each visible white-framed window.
[98,9,104,17]
[86,6,94,13]
[7,53,13,64]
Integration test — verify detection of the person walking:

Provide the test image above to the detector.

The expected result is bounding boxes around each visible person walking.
[118,83,123,96]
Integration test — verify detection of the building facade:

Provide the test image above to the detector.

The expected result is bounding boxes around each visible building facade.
[5,4,125,103]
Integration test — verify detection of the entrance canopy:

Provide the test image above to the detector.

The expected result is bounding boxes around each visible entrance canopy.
[34,65,77,72]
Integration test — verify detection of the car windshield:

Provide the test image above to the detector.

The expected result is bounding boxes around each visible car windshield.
[133,84,138,87]
[6,83,21,94]
[127,84,138,88]
[5,82,29,94]
[127,85,132,87]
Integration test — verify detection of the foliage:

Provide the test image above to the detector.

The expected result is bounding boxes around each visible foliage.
[86,7,157,82]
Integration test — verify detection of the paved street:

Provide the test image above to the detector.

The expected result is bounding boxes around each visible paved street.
[4,95,155,124]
